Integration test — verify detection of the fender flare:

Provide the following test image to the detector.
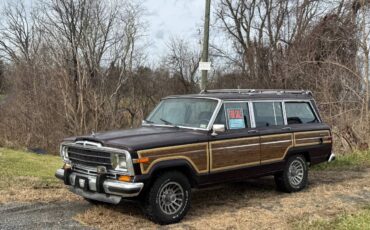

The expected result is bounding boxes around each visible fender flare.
[145,158,200,186]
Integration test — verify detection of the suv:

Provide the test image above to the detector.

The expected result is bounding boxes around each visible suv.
[55,89,335,224]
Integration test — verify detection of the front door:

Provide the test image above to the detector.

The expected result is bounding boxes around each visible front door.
[209,101,261,173]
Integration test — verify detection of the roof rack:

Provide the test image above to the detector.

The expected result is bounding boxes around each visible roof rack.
[199,89,312,95]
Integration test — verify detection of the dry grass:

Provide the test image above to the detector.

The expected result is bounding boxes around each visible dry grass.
[0,148,81,204]
[296,206,370,230]
[75,168,370,229]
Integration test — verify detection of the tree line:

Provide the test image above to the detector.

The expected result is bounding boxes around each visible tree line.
[0,0,369,153]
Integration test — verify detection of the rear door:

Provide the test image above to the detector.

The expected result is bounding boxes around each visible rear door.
[252,101,294,164]
[209,101,261,173]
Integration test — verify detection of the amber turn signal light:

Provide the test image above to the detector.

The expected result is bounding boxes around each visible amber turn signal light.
[118,175,132,182]
[135,157,150,164]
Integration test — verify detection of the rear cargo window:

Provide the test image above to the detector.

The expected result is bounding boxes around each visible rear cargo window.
[285,102,318,124]
[253,102,284,127]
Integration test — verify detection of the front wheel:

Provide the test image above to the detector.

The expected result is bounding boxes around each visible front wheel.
[275,154,308,193]
[142,171,191,225]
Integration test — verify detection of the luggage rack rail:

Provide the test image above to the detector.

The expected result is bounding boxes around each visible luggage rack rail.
[199,89,312,95]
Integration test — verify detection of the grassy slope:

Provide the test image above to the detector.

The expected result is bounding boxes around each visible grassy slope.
[296,207,370,230]
[312,150,370,171]
[0,148,63,189]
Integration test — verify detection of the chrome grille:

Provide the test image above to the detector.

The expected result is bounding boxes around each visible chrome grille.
[73,165,116,179]
[67,146,112,169]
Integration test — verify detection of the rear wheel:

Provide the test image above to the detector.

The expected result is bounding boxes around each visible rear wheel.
[142,171,191,225]
[275,155,308,193]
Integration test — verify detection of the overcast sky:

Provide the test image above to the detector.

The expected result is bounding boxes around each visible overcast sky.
[144,0,205,63]
[10,0,207,63]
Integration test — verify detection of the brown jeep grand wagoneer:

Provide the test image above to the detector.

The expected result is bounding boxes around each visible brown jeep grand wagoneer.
[56,89,335,224]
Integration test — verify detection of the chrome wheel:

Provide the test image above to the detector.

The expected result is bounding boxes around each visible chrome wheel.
[288,159,304,186]
[158,181,184,215]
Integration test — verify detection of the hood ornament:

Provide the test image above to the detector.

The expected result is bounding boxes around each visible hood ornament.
[91,130,95,137]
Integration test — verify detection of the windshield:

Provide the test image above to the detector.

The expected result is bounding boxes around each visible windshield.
[146,98,218,129]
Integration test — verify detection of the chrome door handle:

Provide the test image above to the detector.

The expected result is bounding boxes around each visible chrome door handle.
[248,130,259,133]
[282,127,292,131]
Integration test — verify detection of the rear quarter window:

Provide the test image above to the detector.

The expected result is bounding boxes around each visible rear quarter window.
[285,102,318,124]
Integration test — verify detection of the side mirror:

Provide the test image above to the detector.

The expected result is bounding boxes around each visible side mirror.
[211,124,225,136]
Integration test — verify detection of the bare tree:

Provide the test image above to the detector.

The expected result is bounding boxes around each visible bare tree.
[164,37,201,93]
[0,0,40,63]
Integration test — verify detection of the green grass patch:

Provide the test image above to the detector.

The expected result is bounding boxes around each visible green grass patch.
[295,207,370,230]
[0,148,63,189]
[312,150,370,171]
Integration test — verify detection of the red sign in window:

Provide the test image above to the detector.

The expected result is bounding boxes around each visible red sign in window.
[228,109,243,119]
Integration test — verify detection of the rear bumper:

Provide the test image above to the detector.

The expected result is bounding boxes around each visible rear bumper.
[55,168,144,203]
[328,152,336,163]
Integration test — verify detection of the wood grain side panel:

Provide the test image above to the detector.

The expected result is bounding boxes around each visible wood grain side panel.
[210,137,260,172]
[295,130,330,139]
[260,133,293,163]
[137,143,208,174]
[294,130,331,146]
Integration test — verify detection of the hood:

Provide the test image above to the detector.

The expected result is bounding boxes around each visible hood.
[68,126,210,152]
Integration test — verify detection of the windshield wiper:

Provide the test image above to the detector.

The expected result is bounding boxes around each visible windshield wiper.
[160,118,178,127]
[143,119,154,124]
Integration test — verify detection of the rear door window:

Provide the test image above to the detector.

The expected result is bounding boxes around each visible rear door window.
[285,102,318,124]
[253,102,284,127]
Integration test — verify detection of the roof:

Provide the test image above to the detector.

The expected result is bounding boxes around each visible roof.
[165,89,313,100]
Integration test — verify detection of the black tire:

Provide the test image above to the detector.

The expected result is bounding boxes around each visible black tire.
[142,171,191,225]
[274,154,308,193]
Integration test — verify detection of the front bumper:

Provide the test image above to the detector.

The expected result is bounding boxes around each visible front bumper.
[55,168,144,204]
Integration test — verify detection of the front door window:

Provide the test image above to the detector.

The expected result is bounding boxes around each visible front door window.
[214,102,250,130]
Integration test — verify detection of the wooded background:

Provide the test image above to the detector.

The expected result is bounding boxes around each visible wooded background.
[0,0,369,154]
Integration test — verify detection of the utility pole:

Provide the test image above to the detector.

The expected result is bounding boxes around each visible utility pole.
[201,0,211,91]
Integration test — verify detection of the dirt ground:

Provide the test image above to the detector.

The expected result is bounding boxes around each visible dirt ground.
[73,168,370,229]
[1,168,370,229]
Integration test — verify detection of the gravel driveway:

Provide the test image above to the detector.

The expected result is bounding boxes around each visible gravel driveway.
[0,202,92,230]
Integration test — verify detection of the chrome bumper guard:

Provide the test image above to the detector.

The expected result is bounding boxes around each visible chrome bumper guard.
[328,152,336,163]
[55,169,144,203]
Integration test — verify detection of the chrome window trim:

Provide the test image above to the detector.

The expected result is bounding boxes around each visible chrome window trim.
[249,101,256,128]
[143,97,222,131]
[282,101,288,125]
[143,97,320,131]
[207,98,223,130]
[61,142,135,176]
